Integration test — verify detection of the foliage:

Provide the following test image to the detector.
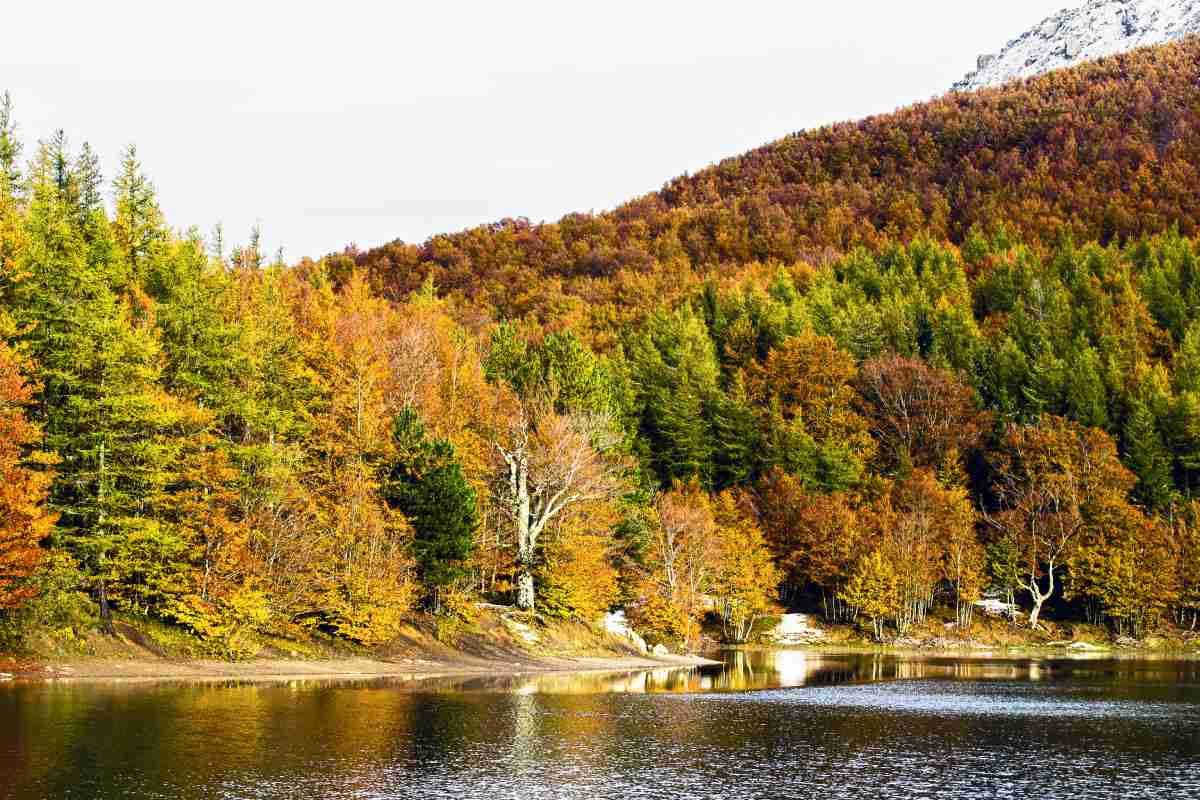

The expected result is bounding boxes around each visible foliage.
[383,407,479,601]
[839,549,899,641]
[11,40,1200,651]
[0,326,55,610]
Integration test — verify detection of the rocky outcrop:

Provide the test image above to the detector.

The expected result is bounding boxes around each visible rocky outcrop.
[768,613,827,645]
[955,0,1200,91]
[602,609,649,654]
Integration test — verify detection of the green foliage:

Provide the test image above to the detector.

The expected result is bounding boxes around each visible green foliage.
[485,324,623,417]
[383,407,479,597]
[12,40,1200,652]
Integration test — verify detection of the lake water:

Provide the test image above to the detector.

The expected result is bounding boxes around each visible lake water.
[2,650,1199,799]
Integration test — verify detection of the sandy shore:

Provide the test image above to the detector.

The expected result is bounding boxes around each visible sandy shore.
[1,652,718,684]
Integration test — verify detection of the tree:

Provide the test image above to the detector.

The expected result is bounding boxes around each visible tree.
[1067,497,1177,636]
[856,354,987,475]
[840,549,899,641]
[1170,502,1200,631]
[747,332,875,485]
[988,416,1135,629]
[495,410,623,611]
[0,329,55,609]
[756,468,863,619]
[112,146,165,281]
[536,498,620,622]
[1124,397,1174,511]
[383,407,479,607]
[885,470,977,634]
[710,490,779,642]
[631,478,720,645]
[15,145,180,631]
[487,326,626,611]
[627,306,720,486]
[0,91,20,190]
[295,270,416,641]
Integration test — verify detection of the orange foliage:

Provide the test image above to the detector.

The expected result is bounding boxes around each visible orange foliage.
[0,337,54,609]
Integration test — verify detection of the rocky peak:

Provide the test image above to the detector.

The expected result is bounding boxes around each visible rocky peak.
[955,0,1200,91]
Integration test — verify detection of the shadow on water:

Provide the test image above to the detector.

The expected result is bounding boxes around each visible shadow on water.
[2,650,1199,799]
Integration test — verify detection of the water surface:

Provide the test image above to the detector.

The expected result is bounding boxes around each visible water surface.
[3,650,1198,799]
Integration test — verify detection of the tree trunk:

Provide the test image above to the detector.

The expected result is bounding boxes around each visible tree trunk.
[516,569,535,611]
[98,576,115,635]
[1028,592,1047,630]
[1026,562,1054,630]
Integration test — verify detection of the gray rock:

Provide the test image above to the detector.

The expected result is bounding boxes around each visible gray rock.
[955,0,1200,92]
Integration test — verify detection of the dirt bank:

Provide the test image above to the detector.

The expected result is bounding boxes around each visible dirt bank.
[0,607,717,684]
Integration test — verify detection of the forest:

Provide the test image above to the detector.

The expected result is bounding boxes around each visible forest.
[3,37,1200,656]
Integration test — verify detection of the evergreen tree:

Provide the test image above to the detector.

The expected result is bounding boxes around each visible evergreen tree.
[0,91,21,191]
[706,376,758,490]
[382,407,478,603]
[1125,400,1174,511]
[13,143,177,630]
[112,145,165,282]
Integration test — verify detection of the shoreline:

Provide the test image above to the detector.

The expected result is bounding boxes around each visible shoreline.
[0,652,720,685]
[9,641,1199,687]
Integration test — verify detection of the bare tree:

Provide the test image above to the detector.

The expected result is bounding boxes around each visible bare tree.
[495,409,623,611]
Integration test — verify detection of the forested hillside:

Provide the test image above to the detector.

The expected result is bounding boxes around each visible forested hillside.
[352,37,1200,335]
[3,39,1200,656]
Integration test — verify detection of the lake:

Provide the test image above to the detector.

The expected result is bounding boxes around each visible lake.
[2,650,1198,799]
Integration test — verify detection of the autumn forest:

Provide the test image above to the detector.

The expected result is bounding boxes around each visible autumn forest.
[5,37,1200,655]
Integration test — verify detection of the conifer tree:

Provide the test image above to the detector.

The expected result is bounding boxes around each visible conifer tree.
[0,92,21,191]
[112,145,165,282]
[14,142,175,630]
[1125,399,1174,511]
[383,407,478,605]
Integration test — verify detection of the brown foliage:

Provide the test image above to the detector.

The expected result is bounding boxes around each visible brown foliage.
[856,354,987,474]
[352,39,1200,322]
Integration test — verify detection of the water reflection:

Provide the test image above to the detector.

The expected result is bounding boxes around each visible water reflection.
[1,650,1198,799]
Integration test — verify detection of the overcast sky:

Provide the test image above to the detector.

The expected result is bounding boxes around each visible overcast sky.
[4,1,1069,260]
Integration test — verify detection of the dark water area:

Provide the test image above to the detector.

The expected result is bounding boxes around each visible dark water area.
[2,650,1198,799]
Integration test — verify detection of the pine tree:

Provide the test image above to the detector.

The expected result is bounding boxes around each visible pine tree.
[112,145,165,282]
[14,143,176,630]
[382,407,478,604]
[1125,400,1174,511]
[706,375,758,490]
[0,92,21,192]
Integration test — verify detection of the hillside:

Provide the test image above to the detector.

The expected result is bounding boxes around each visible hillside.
[956,0,1200,91]
[350,36,1200,325]
[3,35,1200,663]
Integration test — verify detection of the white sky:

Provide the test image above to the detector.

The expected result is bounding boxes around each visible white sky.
[3,1,1069,260]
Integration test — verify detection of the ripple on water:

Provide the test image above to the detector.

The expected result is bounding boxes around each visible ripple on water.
[3,660,1199,800]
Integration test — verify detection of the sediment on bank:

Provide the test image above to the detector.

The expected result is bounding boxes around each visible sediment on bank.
[0,606,714,683]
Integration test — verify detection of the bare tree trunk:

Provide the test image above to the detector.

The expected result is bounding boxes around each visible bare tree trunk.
[516,570,535,611]
[97,575,115,635]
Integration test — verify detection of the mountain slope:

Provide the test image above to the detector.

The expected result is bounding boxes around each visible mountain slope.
[352,37,1200,324]
[956,0,1200,90]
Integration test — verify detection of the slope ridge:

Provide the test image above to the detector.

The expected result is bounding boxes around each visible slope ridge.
[956,0,1200,90]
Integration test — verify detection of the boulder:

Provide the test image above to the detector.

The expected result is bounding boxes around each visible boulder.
[973,598,1022,619]
[602,609,648,654]
[651,643,670,657]
[769,613,826,645]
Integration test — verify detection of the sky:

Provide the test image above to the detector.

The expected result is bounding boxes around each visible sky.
[3,1,1071,260]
